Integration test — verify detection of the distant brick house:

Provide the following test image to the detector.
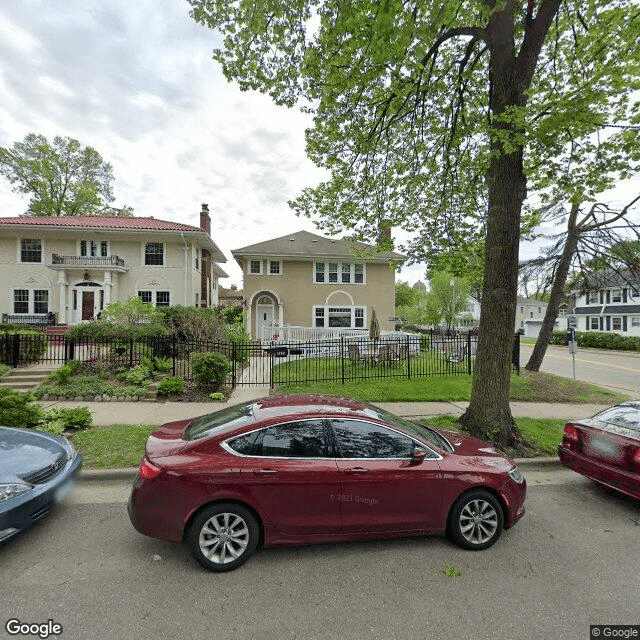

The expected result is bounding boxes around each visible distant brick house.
[0,204,227,325]
[232,230,405,339]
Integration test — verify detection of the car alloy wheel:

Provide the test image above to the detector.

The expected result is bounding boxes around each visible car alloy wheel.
[449,489,503,550]
[188,503,259,572]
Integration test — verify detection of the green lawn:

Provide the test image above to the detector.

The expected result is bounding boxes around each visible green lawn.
[71,424,157,468]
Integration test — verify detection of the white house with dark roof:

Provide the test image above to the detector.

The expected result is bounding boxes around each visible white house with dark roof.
[232,230,405,340]
[0,204,227,325]
[573,270,640,336]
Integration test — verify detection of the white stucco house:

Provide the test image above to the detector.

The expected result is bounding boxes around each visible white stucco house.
[0,204,228,325]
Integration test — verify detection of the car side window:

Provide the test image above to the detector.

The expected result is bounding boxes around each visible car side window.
[253,420,328,458]
[226,431,260,455]
[330,419,415,459]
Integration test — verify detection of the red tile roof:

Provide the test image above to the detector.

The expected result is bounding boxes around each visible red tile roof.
[0,216,204,232]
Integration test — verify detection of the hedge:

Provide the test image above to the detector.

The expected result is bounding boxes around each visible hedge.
[550,330,640,351]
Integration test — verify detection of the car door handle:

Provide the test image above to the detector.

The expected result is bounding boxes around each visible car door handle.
[253,468,278,475]
[344,467,369,474]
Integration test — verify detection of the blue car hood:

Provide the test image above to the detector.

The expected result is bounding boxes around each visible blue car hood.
[0,426,69,482]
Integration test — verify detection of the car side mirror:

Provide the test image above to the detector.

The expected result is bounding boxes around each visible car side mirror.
[412,447,427,462]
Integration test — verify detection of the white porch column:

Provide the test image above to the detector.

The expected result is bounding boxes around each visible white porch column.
[246,304,252,338]
[278,302,284,328]
[58,270,67,324]
[104,271,112,305]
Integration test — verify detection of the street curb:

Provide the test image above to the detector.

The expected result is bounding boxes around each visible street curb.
[79,457,561,481]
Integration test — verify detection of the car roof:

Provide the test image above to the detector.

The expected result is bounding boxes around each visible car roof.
[251,395,374,421]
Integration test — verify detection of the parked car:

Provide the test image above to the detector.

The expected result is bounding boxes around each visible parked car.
[0,427,82,542]
[558,401,640,500]
[128,395,526,572]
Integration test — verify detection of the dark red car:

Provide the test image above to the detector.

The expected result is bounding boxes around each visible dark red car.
[128,396,526,572]
[559,401,640,500]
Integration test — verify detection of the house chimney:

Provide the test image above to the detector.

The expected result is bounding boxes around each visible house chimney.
[200,203,211,234]
[377,219,393,247]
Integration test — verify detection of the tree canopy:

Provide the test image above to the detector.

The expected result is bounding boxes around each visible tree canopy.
[0,133,133,217]
[189,0,640,448]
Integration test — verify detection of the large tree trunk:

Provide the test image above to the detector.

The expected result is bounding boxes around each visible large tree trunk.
[525,203,580,371]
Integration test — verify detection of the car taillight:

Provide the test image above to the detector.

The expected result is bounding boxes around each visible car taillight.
[634,448,640,468]
[139,458,160,479]
[563,424,579,442]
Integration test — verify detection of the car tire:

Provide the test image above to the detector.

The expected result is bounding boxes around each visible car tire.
[449,489,504,551]
[187,503,259,572]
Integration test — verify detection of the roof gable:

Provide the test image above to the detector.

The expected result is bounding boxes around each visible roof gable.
[0,215,203,232]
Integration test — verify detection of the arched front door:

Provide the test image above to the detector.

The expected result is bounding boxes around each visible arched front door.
[256,295,275,340]
[72,281,103,324]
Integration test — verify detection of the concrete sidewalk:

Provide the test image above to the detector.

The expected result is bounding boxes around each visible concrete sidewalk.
[38,384,608,427]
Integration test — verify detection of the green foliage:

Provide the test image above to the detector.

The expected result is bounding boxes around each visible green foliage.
[550,330,640,351]
[224,324,251,364]
[215,301,245,325]
[444,565,463,578]
[124,364,152,385]
[152,357,172,373]
[0,132,132,217]
[0,364,11,377]
[191,351,231,389]
[156,376,186,396]
[0,388,43,428]
[158,305,227,342]
[41,407,92,432]
[209,392,225,401]
[0,333,47,364]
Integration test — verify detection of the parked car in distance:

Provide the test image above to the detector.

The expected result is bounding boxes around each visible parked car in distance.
[0,426,82,542]
[128,395,527,572]
[559,401,640,500]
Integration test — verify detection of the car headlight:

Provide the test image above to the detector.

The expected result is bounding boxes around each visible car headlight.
[0,483,33,503]
[508,466,524,484]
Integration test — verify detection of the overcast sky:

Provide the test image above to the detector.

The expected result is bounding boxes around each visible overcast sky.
[1,1,637,291]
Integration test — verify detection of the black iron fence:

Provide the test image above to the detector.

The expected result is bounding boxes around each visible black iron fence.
[1,331,520,387]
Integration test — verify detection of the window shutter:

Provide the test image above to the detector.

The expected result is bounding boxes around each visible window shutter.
[623,289,628,303]
[606,290,611,304]
[586,316,589,329]
[606,316,610,331]
[623,316,628,332]
[599,291,604,304]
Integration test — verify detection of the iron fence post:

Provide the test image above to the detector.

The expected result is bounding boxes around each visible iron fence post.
[341,336,345,385]
[172,334,176,376]
[232,341,237,388]
[406,335,411,379]
[12,334,20,367]
[467,331,472,375]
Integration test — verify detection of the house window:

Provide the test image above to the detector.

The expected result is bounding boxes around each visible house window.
[12,289,49,314]
[538,307,542,314]
[631,316,640,327]
[249,260,262,275]
[612,317,622,331]
[611,289,622,303]
[80,240,109,257]
[195,249,200,272]
[589,317,599,330]
[313,306,366,329]
[520,306,524,313]
[20,238,42,263]
[155,291,170,307]
[138,291,153,304]
[269,260,282,275]
[13,290,29,314]
[144,242,164,265]
[530,312,533,319]
[586,291,599,304]
[314,262,366,284]
[34,290,49,314]
[195,293,199,307]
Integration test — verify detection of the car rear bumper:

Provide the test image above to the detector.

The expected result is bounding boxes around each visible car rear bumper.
[558,445,640,500]
[0,452,83,542]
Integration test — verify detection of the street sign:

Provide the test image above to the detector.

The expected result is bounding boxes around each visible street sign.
[569,342,578,355]
[567,315,577,328]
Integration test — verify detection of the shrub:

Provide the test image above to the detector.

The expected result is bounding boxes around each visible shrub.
[42,407,92,431]
[157,376,186,396]
[191,351,231,389]
[153,356,172,373]
[0,388,43,428]
[125,364,152,385]
[224,325,251,364]
[0,333,47,364]
[209,392,225,401]
[0,364,11,377]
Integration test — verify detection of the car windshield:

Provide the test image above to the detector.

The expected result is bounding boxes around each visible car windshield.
[595,405,640,433]
[362,405,453,452]
[185,403,256,441]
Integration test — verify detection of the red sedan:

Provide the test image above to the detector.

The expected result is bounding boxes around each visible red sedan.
[559,401,640,500]
[128,395,526,572]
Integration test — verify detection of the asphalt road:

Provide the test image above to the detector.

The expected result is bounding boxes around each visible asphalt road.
[520,344,640,397]
[2,471,639,640]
